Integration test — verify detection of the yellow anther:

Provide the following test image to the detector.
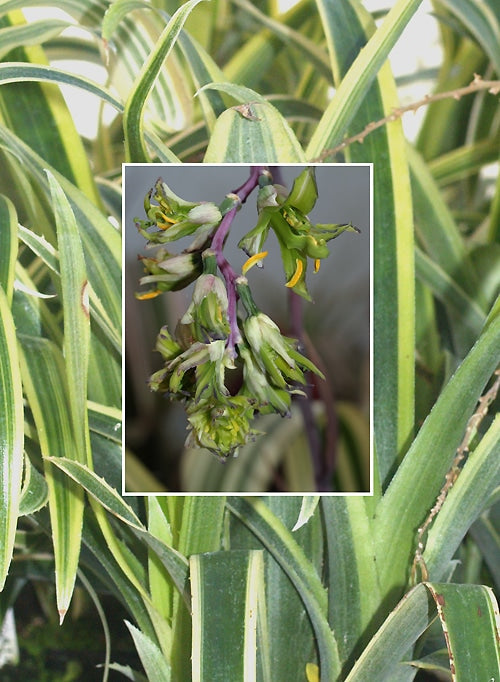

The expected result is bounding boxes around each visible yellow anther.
[314,259,321,273]
[242,251,268,275]
[135,289,162,301]
[285,258,304,288]
[157,211,177,229]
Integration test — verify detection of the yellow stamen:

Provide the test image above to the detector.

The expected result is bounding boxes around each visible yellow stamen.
[135,289,162,301]
[242,251,268,274]
[157,211,177,229]
[314,259,321,273]
[285,259,304,288]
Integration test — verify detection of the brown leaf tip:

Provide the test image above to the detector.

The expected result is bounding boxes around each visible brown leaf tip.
[81,280,90,319]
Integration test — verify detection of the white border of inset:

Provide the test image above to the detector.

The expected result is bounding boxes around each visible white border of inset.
[122,163,373,497]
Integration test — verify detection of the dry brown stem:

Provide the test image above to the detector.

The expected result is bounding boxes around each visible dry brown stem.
[311,74,500,162]
[411,368,500,583]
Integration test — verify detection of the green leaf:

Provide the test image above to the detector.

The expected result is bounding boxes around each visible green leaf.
[47,170,91,464]
[190,550,266,682]
[374,308,500,605]
[0,18,69,59]
[424,413,500,580]
[0,194,17,303]
[415,246,486,338]
[123,0,208,162]
[306,0,424,157]
[125,620,172,682]
[230,0,331,80]
[321,497,381,668]
[102,0,161,40]
[228,497,341,680]
[18,335,84,620]
[19,454,48,516]
[409,145,485,311]
[344,583,433,681]
[425,582,500,680]
[0,286,24,591]
[469,511,500,592]
[436,0,500,74]
[46,457,190,601]
[203,84,306,162]
[312,0,414,485]
[223,0,319,89]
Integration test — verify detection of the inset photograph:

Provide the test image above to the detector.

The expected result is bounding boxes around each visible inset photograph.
[123,164,371,493]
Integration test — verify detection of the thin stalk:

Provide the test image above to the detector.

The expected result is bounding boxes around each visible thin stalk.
[211,166,265,357]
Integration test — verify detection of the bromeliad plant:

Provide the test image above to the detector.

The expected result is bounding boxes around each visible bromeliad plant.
[0,0,499,681]
[134,166,356,458]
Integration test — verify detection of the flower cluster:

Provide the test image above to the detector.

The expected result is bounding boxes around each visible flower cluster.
[134,178,226,300]
[239,168,359,300]
[134,168,355,458]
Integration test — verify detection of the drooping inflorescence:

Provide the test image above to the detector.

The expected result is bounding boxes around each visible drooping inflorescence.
[134,167,357,458]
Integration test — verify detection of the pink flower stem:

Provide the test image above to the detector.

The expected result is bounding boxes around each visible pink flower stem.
[212,166,266,357]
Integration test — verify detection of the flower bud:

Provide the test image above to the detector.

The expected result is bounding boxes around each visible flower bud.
[242,311,324,390]
[181,274,230,341]
[137,251,202,295]
[239,344,291,416]
[187,203,223,226]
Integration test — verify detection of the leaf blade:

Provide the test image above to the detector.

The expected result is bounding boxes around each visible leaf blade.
[0,286,23,590]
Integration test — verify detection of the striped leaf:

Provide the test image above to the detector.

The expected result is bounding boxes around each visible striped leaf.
[0,286,24,591]
[18,335,84,621]
[190,550,265,682]
[0,194,17,303]
[306,0,424,157]
[312,0,414,486]
[203,84,306,162]
[125,620,172,682]
[229,496,323,681]
[374,306,500,605]
[423,413,500,580]
[0,18,69,59]
[122,0,208,162]
[321,497,381,668]
[47,171,91,463]
[436,0,500,74]
[46,457,190,601]
[169,495,227,680]
[425,582,500,680]
[0,62,180,162]
[228,496,341,681]
[344,583,433,681]
[19,453,48,516]
[0,9,99,203]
